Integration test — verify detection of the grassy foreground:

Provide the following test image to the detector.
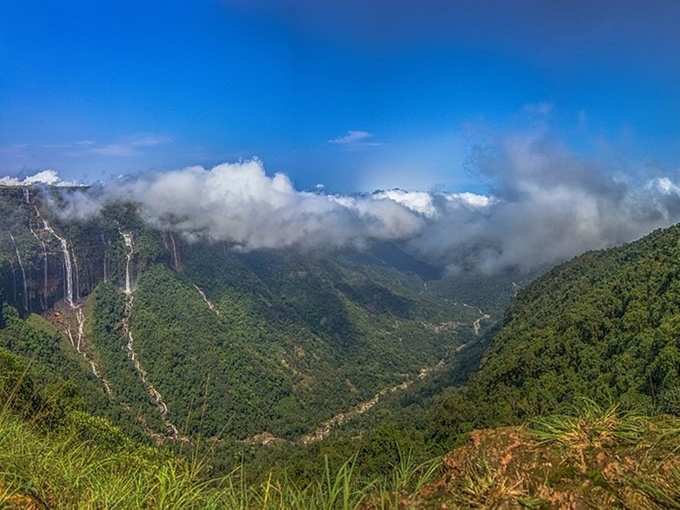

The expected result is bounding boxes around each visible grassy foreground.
[0,408,440,509]
[1,399,679,509]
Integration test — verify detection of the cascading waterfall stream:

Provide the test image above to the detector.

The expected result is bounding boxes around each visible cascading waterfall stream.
[34,206,112,396]
[461,303,491,336]
[120,231,182,440]
[169,232,180,270]
[194,285,220,316]
[35,207,74,306]
[8,233,29,312]
[73,306,113,395]
[471,307,491,336]
[122,232,133,294]
[247,338,478,447]
[75,307,84,352]
[29,225,48,309]
[8,260,17,304]
[73,252,81,302]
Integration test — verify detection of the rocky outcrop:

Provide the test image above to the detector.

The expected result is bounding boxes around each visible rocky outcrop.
[412,416,680,509]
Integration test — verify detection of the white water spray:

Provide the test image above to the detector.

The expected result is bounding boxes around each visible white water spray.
[194,285,220,316]
[169,232,179,270]
[36,207,74,306]
[120,231,181,440]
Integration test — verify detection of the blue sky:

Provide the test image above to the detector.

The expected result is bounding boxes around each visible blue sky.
[2,0,680,191]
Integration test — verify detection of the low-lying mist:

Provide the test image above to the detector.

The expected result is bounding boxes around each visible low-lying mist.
[9,132,680,275]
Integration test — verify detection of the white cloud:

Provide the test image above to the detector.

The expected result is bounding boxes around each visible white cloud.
[0,169,81,187]
[43,133,680,275]
[443,192,494,208]
[75,160,427,250]
[651,176,680,195]
[373,190,438,218]
[412,132,680,273]
[328,130,379,146]
[371,190,493,219]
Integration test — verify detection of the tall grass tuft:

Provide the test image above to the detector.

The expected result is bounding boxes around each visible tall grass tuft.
[529,398,647,451]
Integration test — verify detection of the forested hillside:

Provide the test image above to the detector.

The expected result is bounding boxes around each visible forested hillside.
[0,185,508,443]
[278,220,680,483]
[424,224,680,444]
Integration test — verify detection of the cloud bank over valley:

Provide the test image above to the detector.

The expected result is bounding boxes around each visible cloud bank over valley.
[6,132,680,275]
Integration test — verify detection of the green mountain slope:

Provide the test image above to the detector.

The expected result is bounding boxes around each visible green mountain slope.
[427,224,680,444]
[0,186,502,442]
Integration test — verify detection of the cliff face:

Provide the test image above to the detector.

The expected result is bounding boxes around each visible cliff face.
[0,186,170,315]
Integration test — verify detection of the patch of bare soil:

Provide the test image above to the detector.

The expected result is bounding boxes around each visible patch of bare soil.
[412,419,680,509]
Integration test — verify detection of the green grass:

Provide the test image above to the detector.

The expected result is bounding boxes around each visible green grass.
[0,408,441,509]
[526,399,680,509]
[529,398,647,449]
[3,397,680,509]
[629,468,680,510]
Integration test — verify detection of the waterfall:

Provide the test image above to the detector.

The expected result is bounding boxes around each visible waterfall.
[36,208,74,306]
[121,232,134,294]
[88,360,112,395]
[75,307,84,352]
[194,285,220,316]
[9,260,16,303]
[471,307,491,336]
[23,188,30,204]
[169,232,179,270]
[120,231,181,440]
[62,291,113,396]
[29,225,48,309]
[73,251,81,302]
[9,233,29,312]
[32,207,112,396]
[71,304,113,396]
